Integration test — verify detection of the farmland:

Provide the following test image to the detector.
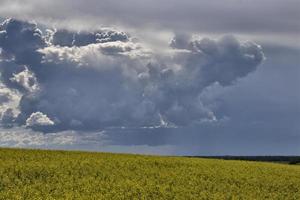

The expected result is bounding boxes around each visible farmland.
[0,148,299,199]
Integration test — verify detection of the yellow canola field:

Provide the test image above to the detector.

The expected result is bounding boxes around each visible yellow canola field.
[0,148,299,199]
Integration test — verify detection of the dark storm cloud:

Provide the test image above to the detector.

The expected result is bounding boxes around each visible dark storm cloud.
[97,41,300,155]
[0,18,45,65]
[0,18,264,132]
[172,35,264,86]
[0,1,298,156]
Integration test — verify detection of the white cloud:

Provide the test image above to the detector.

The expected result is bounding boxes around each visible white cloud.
[0,127,106,147]
[26,112,55,127]
[0,83,21,123]
[10,67,39,92]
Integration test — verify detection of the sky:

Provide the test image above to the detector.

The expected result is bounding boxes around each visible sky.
[0,0,299,155]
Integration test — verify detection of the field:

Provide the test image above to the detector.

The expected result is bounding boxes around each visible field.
[0,148,299,199]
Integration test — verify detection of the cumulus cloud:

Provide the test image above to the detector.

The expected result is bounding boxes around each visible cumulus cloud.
[0,18,264,132]
[10,67,39,92]
[0,83,21,126]
[0,18,45,65]
[26,111,55,127]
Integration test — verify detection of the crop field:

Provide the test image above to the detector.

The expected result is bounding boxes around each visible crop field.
[0,148,299,199]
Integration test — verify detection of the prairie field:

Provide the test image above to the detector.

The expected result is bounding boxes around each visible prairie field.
[0,148,299,199]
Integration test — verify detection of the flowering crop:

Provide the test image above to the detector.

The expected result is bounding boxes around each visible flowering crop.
[0,148,299,199]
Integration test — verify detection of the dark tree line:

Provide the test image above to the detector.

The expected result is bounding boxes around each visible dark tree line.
[187,156,300,165]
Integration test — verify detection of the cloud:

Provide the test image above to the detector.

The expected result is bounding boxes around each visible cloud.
[10,67,39,92]
[0,126,177,155]
[0,18,45,65]
[26,112,54,127]
[25,111,55,127]
[0,127,107,148]
[0,1,298,156]
[1,108,15,126]
[0,18,264,133]
[0,0,298,35]
[0,91,11,105]
[0,83,21,126]
[48,29,129,47]
[170,33,191,50]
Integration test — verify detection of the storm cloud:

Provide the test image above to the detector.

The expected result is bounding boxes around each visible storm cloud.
[0,0,298,156]
[0,18,264,133]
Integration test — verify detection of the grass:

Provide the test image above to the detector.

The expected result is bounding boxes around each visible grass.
[0,148,299,199]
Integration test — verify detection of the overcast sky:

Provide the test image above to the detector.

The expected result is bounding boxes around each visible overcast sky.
[0,0,299,155]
